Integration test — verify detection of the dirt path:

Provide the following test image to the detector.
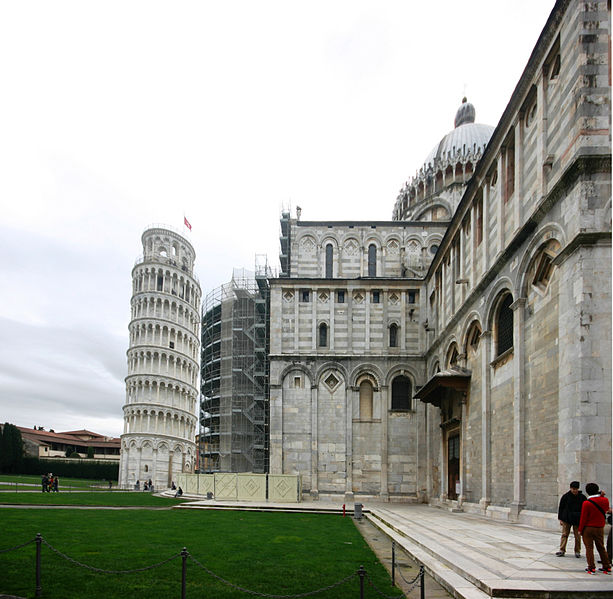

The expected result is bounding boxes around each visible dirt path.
[353,517,452,599]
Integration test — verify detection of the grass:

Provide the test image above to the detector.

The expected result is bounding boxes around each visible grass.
[0,491,187,507]
[0,508,399,599]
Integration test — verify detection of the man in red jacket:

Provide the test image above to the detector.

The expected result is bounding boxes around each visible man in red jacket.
[578,482,611,574]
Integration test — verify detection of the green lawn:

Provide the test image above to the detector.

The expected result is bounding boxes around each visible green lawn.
[0,508,399,599]
[0,491,187,507]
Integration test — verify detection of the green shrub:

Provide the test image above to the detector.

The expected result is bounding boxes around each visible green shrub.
[20,457,119,480]
[0,423,24,473]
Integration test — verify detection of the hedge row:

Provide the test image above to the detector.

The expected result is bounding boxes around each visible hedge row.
[19,457,119,480]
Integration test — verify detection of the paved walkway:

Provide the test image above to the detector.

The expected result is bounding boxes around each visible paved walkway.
[173,495,613,598]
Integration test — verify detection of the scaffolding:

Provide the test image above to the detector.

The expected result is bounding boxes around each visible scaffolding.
[200,264,271,473]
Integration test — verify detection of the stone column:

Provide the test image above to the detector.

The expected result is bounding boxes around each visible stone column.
[509,298,527,519]
[400,291,406,351]
[329,290,335,351]
[311,384,319,499]
[481,183,490,273]
[311,287,316,351]
[293,288,299,353]
[136,446,142,483]
[479,330,492,512]
[379,385,389,501]
[345,385,354,502]
[424,403,432,502]
[269,383,283,473]
[458,393,468,509]
[365,291,371,352]
[513,118,523,235]
[537,75,547,197]
[556,243,612,494]
[496,157,504,255]
[470,203,477,286]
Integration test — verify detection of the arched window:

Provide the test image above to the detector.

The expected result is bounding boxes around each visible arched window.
[446,345,459,368]
[359,380,373,420]
[368,244,377,277]
[391,375,412,410]
[496,294,514,355]
[325,244,333,278]
[318,323,328,348]
[466,322,482,353]
[389,324,398,347]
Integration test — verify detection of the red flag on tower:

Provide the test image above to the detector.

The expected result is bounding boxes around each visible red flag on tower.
[184,216,192,231]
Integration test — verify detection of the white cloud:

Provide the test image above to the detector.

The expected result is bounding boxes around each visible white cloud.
[0,1,555,437]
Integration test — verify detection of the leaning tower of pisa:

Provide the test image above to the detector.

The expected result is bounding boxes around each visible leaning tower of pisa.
[119,225,201,490]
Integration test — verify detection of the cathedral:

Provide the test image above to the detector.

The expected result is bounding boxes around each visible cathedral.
[267,0,611,523]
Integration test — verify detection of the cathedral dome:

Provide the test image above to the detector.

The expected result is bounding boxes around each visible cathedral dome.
[423,98,494,169]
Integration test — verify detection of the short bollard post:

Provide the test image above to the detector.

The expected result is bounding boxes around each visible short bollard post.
[35,533,42,598]
[420,565,425,599]
[391,540,396,586]
[358,565,365,599]
[181,547,188,599]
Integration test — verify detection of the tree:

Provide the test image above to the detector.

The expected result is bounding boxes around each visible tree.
[65,446,73,458]
[0,423,24,473]
[87,446,95,459]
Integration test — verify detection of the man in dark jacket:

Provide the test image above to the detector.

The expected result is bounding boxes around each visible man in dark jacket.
[556,481,586,557]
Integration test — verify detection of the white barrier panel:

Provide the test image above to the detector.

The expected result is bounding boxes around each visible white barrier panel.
[237,473,267,501]
[268,474,301,503]
[214,473,238,500]
[174,473,301,502]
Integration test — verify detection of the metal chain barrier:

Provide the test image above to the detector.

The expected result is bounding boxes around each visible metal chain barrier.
[188,553,357,598]
[0,538,36,554]
[395,563,421,587]
[364,572,406,599]
[41,538,181,574]
[3,534,409,598]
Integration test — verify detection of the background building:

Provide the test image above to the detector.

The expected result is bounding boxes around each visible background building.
[17,427,120,461]
[200,268,270,473]
[119,225,201,489]
[269,0,611,525]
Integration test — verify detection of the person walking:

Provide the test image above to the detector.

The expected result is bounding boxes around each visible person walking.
[578,482,611,574]
[556,481,586,557]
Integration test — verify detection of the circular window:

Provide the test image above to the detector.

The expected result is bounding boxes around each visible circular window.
[430,245,439,255]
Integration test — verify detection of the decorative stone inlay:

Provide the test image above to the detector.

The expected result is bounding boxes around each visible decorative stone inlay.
[300,236,316,253]
[283,290,294,302]
[353,291,364,303]
[216,473,236,495]
[324,373,340,392]
[274,478,290,497]
[318,291,329,303]
[344,239,359,255]
[389,292,400,304]
[387,240,400,254]
[244,477,259,496]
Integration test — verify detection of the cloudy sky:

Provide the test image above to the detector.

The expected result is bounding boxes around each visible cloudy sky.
[0,1,555,437]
